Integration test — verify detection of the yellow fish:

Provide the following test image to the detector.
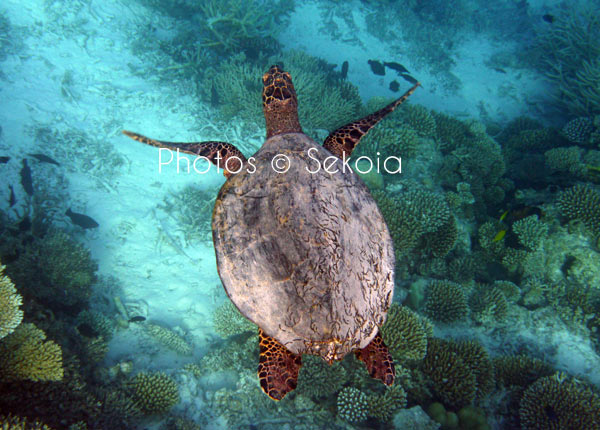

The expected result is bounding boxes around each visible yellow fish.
[499,210,509,221]
[492,229,507,242]
[586,165,600,173]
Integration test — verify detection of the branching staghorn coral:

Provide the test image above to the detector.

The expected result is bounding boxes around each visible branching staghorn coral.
[537,7,600,116]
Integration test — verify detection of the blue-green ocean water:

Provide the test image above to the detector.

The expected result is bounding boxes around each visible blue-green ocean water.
[0,0,599,429]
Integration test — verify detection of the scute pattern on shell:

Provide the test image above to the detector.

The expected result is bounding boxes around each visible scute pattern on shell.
[213,133,395,361]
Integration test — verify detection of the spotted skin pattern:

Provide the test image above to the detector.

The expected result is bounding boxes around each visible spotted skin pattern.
[258,328,302,401]
[354,332,395,386]
[323,82,420,159]
[262,65,303,139]
[121,130,246,177]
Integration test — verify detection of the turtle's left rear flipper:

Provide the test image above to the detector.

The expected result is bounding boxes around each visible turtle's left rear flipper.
[122,130,246,177]
[355,332,395,386]
[258,328,302,400]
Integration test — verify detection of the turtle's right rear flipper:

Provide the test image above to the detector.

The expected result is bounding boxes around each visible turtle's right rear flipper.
[122,130,246,177]
[258,328,302,400]
[355,331,395,386]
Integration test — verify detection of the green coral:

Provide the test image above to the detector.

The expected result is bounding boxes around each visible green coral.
[420,338,477,410]
[544,146,585,175]
[380,304,428,362]
[0,414,52,430]
[129,371,179,414]
[0,264,23,340]
[337,387,369,423]
[469,285,508,324]
[211,51,362,134]
[213,300,256,338]
[557,184,600,238]
[446,340,495,399]
[8,229,98,308]
[519,374,600,429]
[425,280,468,323]
[373,187,454,259]
[493,354,554,389]
[512,215,549,251]
[538,8,600,116]
[367,384,407,422]
[357,123,420,160]
[145,323,192,355]
[400,104,437,138]
[297,355,347,399]
[0,323,63,382]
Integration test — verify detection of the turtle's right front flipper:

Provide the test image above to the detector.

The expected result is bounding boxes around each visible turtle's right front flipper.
[122,130,246,178]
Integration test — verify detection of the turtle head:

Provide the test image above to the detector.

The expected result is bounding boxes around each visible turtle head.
[262,65,303,139]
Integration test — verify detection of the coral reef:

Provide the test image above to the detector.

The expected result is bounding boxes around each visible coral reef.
[373,187,455,259]
[0,323,63,382]
[145,323,192,355]
[0,264,23,340]
[469,285,509,324]
[556,184,600,238]
[519,374,600,429]
[212,50,362,134]
[212,301,256,338]
[380,304,428,362]
[562,117,594,144]
[128,371,179,414]
[297,355,347,399]
[337,387,369,423]
[0,414,52,430]
[367,384,407,422]
[420,338,477,409]
[537,7,600,116]
[7,229,98,309]
[424,280,469,323]
[493,354,554,390]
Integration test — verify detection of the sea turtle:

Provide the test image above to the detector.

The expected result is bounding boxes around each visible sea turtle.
[123,65,419,400]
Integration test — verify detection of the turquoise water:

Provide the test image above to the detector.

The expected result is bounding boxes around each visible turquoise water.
[0,0,599,429]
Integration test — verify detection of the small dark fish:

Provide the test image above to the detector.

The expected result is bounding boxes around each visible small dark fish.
[389,80,400,92]
[128,316,146,323]
[504,204,543,224]
[400,73,419,85]
[384,61,410,74]
[340,61,349,79]
[20,159,33,196]
[0,156,9,164]
[493,67,507,74]
[18,215,31,232]
[542,14,554,23]
[8,185,15,207]
[66,208,99,229]
[27,153,60,166]
[368,60,385,76]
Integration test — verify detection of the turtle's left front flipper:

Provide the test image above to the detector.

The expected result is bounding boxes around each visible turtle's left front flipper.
[322,82,420,159]
[355,332,395,386]
[122,130,246,178]
[258,328,302,401]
